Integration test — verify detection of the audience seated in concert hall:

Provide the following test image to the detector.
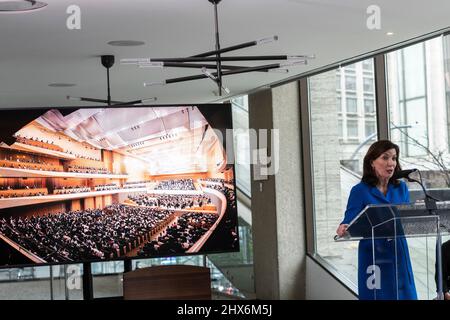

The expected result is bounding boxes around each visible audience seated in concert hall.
[15,135,64,152]
[0,204,174,262]
[204,184,238,250]
[0,185,47,198]
[94,184,120,191]
[1,156,62,172]
[15,134,101,161]
[154,179,196,191]
[68,165,113,175]
[53,186,91,195]
[139,212,218,256]
[123,181,152,189]
[129,193,211,209]
[200,178,235,186]
[209,185,236,211]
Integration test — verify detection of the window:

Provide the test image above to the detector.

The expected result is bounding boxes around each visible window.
[346,63,356,71]
[365,121,376,138]
[337,95,342,113]
[347,120,358,138]
[364,98,375,114]
[306,36,450,301]
[363,77,374,92]
[387,41,428,157]
[386,36,450,299]
[362,59,373,72]
[231,96,251,197]
[345,75,356,91]
[346,97,357,113]
[92,261,123,299]
[308,58,377,290]
[442,35,450,150]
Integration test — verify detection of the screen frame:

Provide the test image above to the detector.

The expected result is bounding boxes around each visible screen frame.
[0,103,240,270]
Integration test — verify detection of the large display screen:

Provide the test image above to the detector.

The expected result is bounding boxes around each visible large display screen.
[0,104,238,267]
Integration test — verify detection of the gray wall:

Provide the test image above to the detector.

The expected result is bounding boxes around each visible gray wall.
[249,89,280,299]
[306,256,357,300]
[249,82,305,299]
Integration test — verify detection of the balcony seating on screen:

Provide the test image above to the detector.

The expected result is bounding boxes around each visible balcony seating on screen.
[154,179,196,191]
[128,193,212,210]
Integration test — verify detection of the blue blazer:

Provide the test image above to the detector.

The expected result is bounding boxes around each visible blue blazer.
[341,181,417,300]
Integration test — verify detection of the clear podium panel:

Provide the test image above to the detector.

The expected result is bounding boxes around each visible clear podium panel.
[344,204,444,240]
[336,202,450,300]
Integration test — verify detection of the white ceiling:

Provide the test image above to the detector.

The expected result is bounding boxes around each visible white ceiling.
[0,0,449,108]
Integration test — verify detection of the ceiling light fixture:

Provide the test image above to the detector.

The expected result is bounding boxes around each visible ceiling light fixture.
[48,83,76,88]
[66,55,157,106]
[107,40,146,47]
[0,0,47,12]
[122,0,314,96]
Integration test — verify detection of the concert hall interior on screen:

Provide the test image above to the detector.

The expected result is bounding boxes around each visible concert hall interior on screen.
[0,105,238,267]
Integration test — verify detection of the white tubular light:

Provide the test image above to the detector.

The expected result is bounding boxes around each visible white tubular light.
[67,96,81,101]
[280,59,307,67]
[201,67,230,94]
[120,58,151,65]
[140,97,158,103]
[138,62,164,68]
[256,35,278,45]
[201,67,216,80]
[143,81,166,87]
[268,68,289,73]
[287,54,315,60]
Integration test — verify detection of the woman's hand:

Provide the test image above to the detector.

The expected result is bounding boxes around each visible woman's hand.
[336,224,348,237]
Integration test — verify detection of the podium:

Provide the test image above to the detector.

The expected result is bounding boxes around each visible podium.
[336,202,450,300]
[123,265,211,300]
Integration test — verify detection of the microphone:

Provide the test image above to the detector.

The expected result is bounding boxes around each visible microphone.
[392,168,417,180]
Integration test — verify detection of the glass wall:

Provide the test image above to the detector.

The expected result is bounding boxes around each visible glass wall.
[386,36,450,299]
[309,59,377,287]
[310,34,450,300]
[0,264,84,300]
[0,266,52,300]
[231,96,251,197]
[92,261,124,299]
[205,96,254,298]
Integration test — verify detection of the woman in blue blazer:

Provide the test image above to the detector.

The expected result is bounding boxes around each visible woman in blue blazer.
[336,140,417,300]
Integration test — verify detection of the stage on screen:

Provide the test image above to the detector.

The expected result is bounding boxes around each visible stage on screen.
[0,104,238,267]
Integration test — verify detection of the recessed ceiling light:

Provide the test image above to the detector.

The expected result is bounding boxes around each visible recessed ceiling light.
[107,40,146,47]
[48,83,76,87]
[386,32,394,36]
[0,0,47,12]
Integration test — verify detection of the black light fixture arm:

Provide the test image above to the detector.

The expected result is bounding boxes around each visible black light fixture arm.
[150,55,306,63]
[106,67,111,105]
[157,61,270,71]
[191,39,264,58]
[212,0,222,95]
[101,55,115,105]
[68,54,156,105]
[164,63,282,84]
[67,96,125,104]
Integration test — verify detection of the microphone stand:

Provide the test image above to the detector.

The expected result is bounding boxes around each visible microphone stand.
[406,173,444,300]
